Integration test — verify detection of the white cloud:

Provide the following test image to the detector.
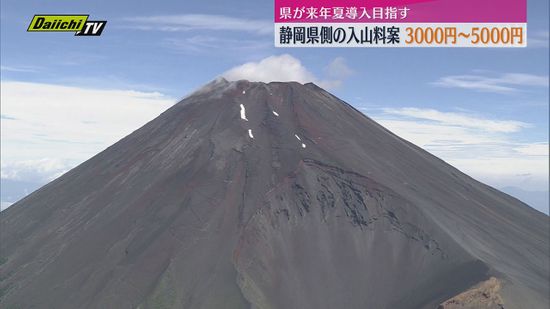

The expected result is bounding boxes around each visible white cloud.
[514,143,549,156]
[0,65,40,73]
[1,81,175,183]
[383,107,529,133]
[122,14,272,35]
[325,57,354,80]
[1,158,70,182]
[223,54,316,83]
[222,54,350,89]
[433,73,549,93]
[447,157,548,193]
[1,202,13,211]
[367,107,548,191]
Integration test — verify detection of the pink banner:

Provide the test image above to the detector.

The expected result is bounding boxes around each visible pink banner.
[275,0,526,23]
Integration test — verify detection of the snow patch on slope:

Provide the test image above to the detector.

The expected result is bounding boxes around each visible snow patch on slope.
[240,104,248,121]
[248,129,254,139]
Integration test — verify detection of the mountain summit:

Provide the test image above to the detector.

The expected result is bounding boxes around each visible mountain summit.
[1,80,548,309]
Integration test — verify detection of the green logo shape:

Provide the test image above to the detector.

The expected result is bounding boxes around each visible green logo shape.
[27,15,89,32]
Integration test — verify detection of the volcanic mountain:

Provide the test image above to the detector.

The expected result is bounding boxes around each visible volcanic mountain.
[1,79,548,309]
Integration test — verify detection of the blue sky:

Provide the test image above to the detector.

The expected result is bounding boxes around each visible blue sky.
[1,0,548,212]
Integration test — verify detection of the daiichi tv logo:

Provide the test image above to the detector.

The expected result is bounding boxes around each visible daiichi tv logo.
[27,15,107,36]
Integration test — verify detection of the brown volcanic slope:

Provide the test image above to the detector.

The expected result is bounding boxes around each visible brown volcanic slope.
[0,79,548,309]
